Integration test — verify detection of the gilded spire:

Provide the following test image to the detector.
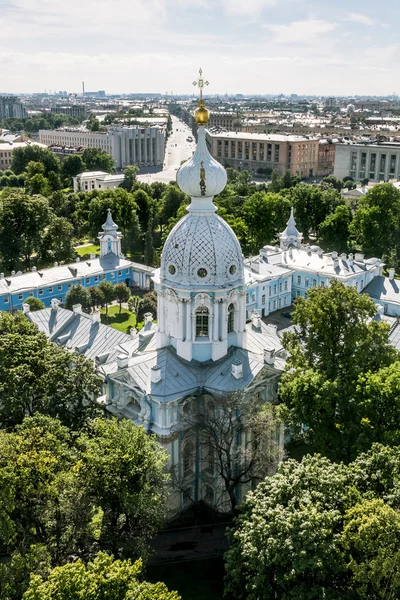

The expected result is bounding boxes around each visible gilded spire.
[192,68,210,125]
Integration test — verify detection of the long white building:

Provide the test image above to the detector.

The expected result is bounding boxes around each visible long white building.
[334,141,400,182]
[39,125,166,169]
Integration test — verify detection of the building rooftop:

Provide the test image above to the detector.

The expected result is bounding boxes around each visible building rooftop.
[364,275,400,305]
[207,131,318,142]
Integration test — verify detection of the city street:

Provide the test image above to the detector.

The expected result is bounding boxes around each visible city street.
[137,115,196,185]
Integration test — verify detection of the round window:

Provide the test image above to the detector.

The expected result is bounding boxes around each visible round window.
[197,268,208,278]
[229,264,237,275]
[168,265,176,275]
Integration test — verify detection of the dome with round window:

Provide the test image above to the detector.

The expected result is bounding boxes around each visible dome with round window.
[161,212,244,287]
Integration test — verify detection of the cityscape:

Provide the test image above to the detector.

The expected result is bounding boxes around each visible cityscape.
[1,1,400,599]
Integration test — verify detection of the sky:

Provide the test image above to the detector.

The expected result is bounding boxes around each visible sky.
[0,0,399,96]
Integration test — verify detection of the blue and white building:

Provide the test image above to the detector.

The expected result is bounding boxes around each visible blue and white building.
[0,210,153,312]
[245,207,383,308]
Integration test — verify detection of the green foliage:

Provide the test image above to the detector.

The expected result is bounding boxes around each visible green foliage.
[137,291,157,323]
[284,183,344,238]
[280,280,399,461]
[0,189,51,269]
[350,183,400,267]
[119,165,139,191]
[98,281,115,314]
[89,286,105,311]
[65,284,92,314]
[11,146,60,176]
[81,148,115,173]
[60,155,86,186]
[75,419,169,559]
[319,203,353,252]
[0,312,102,429]
[41,216,76,262]
[225,445,400,600]
[128,295,141,313]
[114,282,130,313]
[342,499,400,598]
[23,297,45,312]
[22,552,180,600]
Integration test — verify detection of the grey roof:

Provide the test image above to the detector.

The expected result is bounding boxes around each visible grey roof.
[364,276,400,305]
[107,320,285,403]
[27,307,132,360]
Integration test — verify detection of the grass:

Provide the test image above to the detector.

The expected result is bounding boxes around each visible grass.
[100,305,137,333]
[147,558,225,600]
[75,244,100,257]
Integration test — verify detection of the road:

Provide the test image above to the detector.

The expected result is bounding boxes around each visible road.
[137,115,196,185]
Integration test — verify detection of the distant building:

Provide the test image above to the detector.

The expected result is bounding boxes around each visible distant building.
[0,96,27,120]
[0,140,47,170]
[39,125,166,169]
[73,171,125,192]
[208,111,242,131]
[206,131,319,177]
[51,105,86,117]
[334,142,400,181]
[317,139,336,177]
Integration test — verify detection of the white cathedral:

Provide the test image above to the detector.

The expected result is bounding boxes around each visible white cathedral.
[102,92,285,513]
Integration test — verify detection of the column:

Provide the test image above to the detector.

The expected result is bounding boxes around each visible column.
[185,301,192,342]
[158,292,165,333]
[178,299,184,340]
[213,299,219,342]
[256,142,261,162]
[138,132,142,163]
[239,291,246,331]
[144,133,148,163]
[150,132,153,163]
[220,299,227,340]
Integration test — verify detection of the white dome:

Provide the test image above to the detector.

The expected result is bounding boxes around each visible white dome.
[177,127,227,198]
[161,213,244,287]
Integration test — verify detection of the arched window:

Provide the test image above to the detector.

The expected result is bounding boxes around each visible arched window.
[228,303,235,333]
[183,440,194,475]
[195,306,209,338]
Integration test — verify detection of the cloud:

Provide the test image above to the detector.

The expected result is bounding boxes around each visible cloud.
[220,0,277,15]
[344,12,374,26]
[264,19,337,44]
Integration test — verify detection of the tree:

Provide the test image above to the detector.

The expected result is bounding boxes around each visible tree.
[23,552,180,600]
[89,286,105,311]
[137,291,157,323]
[60,155,86,187]
[81,148,114,173]
[159,185,187,229]
[0,190,51,269]
[350,183,400,262]
[119,165,139,191]
[280,280,398,461]
[144,219,154,265]
[11,146,60,176]
[114,282,130,313]
[65,284,92,314]
[128,295,141,313]
[75,419,169,560]
[41,216,75,262]
[132,188,153,230]
[225,447,400,600]
[225,454,352,600]
[0,416,96,574]
[319,203,353,252]
[321,175,344,191]
[242,192,277,252]
[23,297,45,311]
[342,499,400,598]
[0,312,102,429]
[180,394,284,513]
[98,281,115,315]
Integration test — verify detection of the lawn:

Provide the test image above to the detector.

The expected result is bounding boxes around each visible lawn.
[75,244,100,257]
[100,305,137,333]
[147,558,225,600]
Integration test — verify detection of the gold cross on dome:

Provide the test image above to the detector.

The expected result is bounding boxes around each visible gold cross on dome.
[193,68,209,102]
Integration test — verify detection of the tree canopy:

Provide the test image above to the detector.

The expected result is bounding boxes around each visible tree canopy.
[280,280,399,462]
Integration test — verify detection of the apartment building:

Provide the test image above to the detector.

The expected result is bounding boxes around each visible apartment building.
[39,125,166,169]
[334,142,400,181]
[208,111,242,131]
[0,96,27,120]
[317,139,336,177]
[206,131,319,177]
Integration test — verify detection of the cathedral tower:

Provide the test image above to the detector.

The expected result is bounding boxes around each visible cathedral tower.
[155,70,247,362]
